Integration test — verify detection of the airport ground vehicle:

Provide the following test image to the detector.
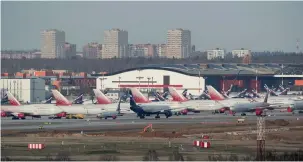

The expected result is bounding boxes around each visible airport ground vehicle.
[66,114,84,119]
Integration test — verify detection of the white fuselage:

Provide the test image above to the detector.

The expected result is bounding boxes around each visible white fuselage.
[1,104,64,116]
[139,101,189,111]
[56,103,131,115]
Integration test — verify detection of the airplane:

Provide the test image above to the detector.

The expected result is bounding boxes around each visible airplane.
[229,90,285,116]
[96,97,123,119]
[129,88,190,115]
[264,84,290,96]
[167,86,249,113]
[221,85,248,99]
[181,89,208,100]
[92,89,132,114]
[51,89,130,118]
[288,100,303,113]
[1,91,64,120]
[129,94,173,119]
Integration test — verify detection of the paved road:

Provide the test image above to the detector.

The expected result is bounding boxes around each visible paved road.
[1,112,301,131]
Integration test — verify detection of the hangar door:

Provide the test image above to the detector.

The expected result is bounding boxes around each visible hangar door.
[163,75,170,92]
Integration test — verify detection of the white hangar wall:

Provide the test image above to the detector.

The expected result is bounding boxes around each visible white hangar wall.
[96,69,205,96]
[0,78,45,103]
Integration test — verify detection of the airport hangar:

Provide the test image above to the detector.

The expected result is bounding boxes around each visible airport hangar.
[92,63,303,96]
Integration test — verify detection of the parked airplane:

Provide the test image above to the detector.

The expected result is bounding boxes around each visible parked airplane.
[221,85,248,99]
[129,88,189,115]
[92,89,132,114]
[96,97,123,119]
[1,91,64,119]
[168,86,249,113]
[129,94,173,119]
[51,89,130,118]
[229,90,284,116]
[264,84,290,96]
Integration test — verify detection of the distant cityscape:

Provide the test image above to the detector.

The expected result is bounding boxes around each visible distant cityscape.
[2,28,287,60]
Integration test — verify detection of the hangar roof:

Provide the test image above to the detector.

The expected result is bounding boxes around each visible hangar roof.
[92,63,300,77]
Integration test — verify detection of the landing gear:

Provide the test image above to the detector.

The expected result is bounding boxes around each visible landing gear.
[241,113,246,116]
[138,114,145,119]
[155,114,160,119]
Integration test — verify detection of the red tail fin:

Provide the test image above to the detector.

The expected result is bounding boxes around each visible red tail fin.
[93,89,112,104]
[51,89,72,106]
[206,85,225,100]
[168,87,188,102]
[6,91,21,106]
[129,88,150,103]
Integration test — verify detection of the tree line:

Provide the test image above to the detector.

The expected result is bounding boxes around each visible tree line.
[1,53,303,74]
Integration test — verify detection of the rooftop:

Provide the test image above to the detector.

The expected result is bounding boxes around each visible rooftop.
[90,63,303,77]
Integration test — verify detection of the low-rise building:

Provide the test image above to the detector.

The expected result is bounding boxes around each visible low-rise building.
[207,48,225,60]
[232,49,251,58]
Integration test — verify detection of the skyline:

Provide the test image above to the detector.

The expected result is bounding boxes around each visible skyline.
[1,1,303,52]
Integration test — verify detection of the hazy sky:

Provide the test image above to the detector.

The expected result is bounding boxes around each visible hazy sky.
[1,1,303,52]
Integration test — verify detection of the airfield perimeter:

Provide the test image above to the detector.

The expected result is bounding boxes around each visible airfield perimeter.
[1,112,303,160]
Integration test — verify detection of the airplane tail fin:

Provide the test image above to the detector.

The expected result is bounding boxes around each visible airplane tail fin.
[162,91,169,99]
[51,89,72,106]
[156,92,165,101]
[182,89,188,98]
[226,84,233,96]
[168,87,187,102]
[73,93,84,104]
[45,96,53,104]
[280,88,289,95]
[6,91,21,106]
[129,90,137,107]
[93,89,112,104]
[1,94,9,104]
[206,85,225,100]
[129,88,150,103]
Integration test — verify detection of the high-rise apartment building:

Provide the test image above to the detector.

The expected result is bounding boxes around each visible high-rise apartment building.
[129,44,156,57]
[155,44,167,57]
[40,29,65,59]
[102,28,128,59]
[64,42,76,59]
[166,29,191,58]
[83,42,102,59]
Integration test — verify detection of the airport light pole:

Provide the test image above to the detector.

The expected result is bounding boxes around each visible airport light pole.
[222,76,226,91]
[147,77,151,99]
[118,76,121,90]
[281,64,284,86]
[255,69,258,93]
[198,70,201,93]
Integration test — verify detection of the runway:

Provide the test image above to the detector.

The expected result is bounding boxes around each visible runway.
[1,112,301,131]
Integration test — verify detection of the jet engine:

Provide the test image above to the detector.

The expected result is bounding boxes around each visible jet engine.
[17,113,25,118]
[287,106,293,112]
[164,110,173,118]
[181,109,188,115]
[1,111,7,117]
[255,108,263,116]
[56,112,67,117]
